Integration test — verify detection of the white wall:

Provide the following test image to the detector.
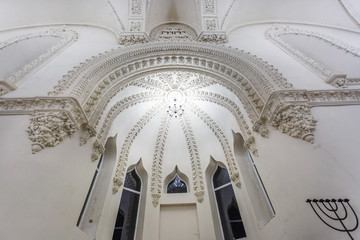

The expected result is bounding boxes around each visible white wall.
[1,20,360,240]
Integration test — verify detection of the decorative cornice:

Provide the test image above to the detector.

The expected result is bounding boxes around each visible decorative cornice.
[265,25,360,87]
[254,89,360,142]
[0,96,90,152]
[0,97,87,127]
[0,26,78,96]
[180,113,205,203]
[150,112,171,207]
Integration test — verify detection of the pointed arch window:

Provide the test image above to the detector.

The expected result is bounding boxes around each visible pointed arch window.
[113,169,142,240]
[167,174,188,193]
[213,165,246,240]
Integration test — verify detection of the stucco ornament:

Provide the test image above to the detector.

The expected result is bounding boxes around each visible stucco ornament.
[118,32,149,45]
[197,32,228,44]
[265,25,360,87]
[253,117,269,138]
[271,104,317,143]
[0,26,78,96]
[79,123,96,146]
[27,111,77,153]
[91,139,105,162]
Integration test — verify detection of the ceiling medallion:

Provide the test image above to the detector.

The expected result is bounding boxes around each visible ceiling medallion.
[166,89,185,118]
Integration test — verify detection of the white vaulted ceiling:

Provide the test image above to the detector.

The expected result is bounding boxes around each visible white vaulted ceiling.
[146,0,202,33]
[220,0,358,32]
[0,0,359,34]
[0,0,127,32]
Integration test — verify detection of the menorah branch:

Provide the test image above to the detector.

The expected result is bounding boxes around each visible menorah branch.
[306,198,358,240]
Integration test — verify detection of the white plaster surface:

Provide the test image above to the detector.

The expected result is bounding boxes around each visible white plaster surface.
[1,2,360,240]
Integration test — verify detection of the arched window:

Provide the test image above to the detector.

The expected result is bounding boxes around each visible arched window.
[163,166,189,194]
[213,165,246,240]
[233,131,275,228]
[77,136,117,239]
[167,174,187,193]
[113,169,142,240]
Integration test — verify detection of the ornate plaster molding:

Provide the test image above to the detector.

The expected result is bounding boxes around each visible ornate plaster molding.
[0,97,86,126]
[49,43,292,133]
[91,95,163,162]
[118,32,149,45]
[0,96,90,152]
[78,56,266,122]
[265,25,360,87]
[197,31,228,44]
[188,102,241,188]
[27,111,77,153]
[112,103,164,194]
[180,114,205,203]
[253,89,360,142]
[49,42,291,98]
[130,0,143,15]
[0,26,78,96]
[189,92,258,156]
[150,113,171,207]
[203,0,215,15]
[89,70,261,163]
[271,104,317,143]
[127,0,145,34]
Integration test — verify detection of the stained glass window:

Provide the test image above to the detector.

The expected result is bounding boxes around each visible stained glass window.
[167,174,187,193]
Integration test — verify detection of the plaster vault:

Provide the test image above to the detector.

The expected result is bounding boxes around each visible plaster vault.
[46,41,294,205]
[1,27,360,239]
[2,1,360,240]
[2,40,360,201]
